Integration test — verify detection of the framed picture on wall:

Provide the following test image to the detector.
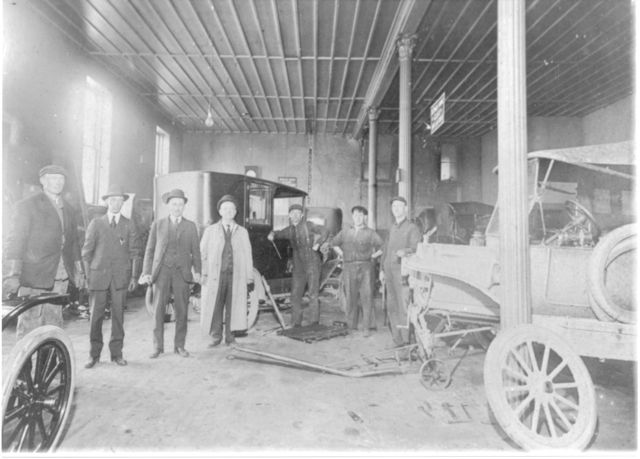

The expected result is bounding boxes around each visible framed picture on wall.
[278,176,297,187]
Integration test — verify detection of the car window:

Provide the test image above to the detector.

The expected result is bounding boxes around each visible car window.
[247,184,270,226]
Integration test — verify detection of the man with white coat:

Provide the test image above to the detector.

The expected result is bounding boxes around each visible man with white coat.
[199,195,254,346]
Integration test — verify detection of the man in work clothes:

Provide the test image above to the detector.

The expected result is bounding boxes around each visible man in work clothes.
[379,196,421,346]
[139,189,201,358]
[330,205,383,336]
[82,185,141,368]
[267,204,329,327]
[3,164,85,339]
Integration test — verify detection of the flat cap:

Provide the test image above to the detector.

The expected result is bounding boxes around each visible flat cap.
[217,194,238,210]
[390,196,407,205]
[162,188,188,204]
[351,205,368,215]
[39,165,67,177]
[288,203,304,213]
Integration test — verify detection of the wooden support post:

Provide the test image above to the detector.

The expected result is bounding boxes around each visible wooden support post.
[397,35,415,215]
[367,107,380,229]
[497,0,532,328]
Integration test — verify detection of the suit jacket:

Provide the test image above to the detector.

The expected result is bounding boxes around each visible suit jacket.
[142,217,202,283]
[5,191,81,289]
[82,214,141,290]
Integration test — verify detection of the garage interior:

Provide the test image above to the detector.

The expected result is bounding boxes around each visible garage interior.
[2,0,636,454]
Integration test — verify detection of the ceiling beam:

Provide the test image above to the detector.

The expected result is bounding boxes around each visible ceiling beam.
[270,0,297,133]
[332,0,360,134]
[351,0,432,140]
[323,0,340,134]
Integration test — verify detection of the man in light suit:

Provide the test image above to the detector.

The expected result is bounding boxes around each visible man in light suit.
[3,164,85,339]
[139,189,201,359]
[82,185,141,368]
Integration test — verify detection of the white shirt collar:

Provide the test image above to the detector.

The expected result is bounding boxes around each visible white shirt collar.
[108,212,121,223]
[170,216,182,224]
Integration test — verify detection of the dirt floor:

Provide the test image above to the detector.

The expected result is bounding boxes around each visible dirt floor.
[2,290,637,455]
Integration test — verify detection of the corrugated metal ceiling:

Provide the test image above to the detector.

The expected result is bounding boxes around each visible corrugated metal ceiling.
[30,0,633,138]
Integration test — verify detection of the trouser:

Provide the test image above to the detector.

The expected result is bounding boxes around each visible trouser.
[16,259,68,340]
[290,259,321,326]
[210,271,233,341]
[342,261,374,330]
[152,266,190,352]
[384,265,409,346]
[89,279,126,360]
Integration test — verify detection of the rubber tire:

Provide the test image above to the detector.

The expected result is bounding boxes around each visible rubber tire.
[484,324,597,451]
[587,224,636,323]
[2,325,75,452]
[247,269,265,329]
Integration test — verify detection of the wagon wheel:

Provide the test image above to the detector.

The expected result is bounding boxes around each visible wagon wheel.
[484,324,596,450]
[419,359,451,390]
[2,326,75,452]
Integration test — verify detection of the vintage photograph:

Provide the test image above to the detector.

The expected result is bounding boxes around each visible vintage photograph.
[1,0,636,455]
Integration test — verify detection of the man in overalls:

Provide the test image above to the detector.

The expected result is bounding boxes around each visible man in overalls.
[268,204,329,328]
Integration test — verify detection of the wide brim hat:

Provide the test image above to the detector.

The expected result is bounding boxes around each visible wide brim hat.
[39,164,67,177]
[288,203,304,213]
[217,194,238,211]
[162,188,188,204]
[101,184,129,201]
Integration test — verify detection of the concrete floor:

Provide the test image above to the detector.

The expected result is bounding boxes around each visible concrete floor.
[2,291,637,454]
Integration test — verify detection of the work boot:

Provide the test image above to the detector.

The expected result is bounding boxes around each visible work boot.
[84,357,99,369]
[208,337,222,348]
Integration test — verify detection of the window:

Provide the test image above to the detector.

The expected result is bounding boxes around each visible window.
[247,184,269,225]
[155,126,170,176]
[440,144,458,181]
[82,77,113,204]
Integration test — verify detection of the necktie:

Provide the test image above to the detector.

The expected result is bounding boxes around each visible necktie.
[225,225,231,235]
[110,216,116,228]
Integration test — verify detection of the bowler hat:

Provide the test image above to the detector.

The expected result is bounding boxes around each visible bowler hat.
[101,184,129,202]
[288,204,304,213]
[351,205,368,215]
[162,188,188,204]
[39,165,67,178]
[390,196,407,205]
[217,194,238,210]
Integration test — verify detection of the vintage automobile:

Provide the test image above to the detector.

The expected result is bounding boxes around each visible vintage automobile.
[2,294,75,452]
[403,141,636,450]
[416,201,494,244]
[155,171,340,328]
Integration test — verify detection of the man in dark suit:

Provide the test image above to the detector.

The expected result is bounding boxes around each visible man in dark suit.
[139,189,201,359]
[82,185,141,368]
[4,165,85,339]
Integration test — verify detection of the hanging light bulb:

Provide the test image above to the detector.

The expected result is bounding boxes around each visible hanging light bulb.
[205,104,214,127]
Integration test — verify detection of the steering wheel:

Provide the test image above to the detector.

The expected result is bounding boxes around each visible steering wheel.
[544,199,600,245]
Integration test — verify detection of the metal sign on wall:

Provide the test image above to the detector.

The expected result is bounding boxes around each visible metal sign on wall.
[430,92,446,134]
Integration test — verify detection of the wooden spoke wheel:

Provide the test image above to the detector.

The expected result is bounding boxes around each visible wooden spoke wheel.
[484,324,596,450]
[247,269,265,329]
[2,326,75,452]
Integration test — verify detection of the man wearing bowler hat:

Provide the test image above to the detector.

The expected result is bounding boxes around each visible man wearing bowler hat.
[139,189,201,358]
[4,164,85,339]
[379,196,421,347]
[82,185,141,368]
[267,203,329,327]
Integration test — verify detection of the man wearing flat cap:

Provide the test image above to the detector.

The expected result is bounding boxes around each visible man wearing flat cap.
[330,205,383,336]
[267,203,329,327]
[139,189,201,359]
[4,164,85,338]
[379,196,421,347]
[81,185,141,368]
[199,194,254,346]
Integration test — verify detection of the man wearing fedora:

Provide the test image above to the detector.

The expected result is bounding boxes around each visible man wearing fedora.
[4,164,85,339]
[139,189,201,358]
[267,204,329,327]
[82,185,141,368]
[199,195,254,346]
